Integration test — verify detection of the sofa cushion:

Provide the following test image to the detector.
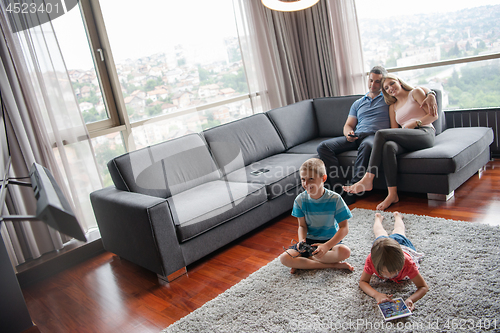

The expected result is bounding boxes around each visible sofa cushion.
[313,95,362,137]
[397,127,494,174]
[108,134,220,198]
[286,137,328,154]
[225,153,317,199]
[266,99,318,149]
[168,180,267,242]
[203,113,286,175]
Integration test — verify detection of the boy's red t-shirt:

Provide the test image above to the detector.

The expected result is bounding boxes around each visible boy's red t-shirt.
[364,252,419,283]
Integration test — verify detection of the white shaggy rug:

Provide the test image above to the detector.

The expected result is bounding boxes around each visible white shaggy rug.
[163,208,500,333]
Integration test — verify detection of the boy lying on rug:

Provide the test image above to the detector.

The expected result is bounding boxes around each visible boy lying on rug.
[359,212,429,311]
[279,158,354,274]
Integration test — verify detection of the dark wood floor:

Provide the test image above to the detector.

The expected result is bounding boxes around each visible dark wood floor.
[22,159,500,333]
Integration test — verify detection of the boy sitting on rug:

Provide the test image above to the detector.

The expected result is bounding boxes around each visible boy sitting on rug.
[359,212,429,311]
[279,158,354,274]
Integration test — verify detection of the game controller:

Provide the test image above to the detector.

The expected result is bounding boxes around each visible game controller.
[284,240,318,258]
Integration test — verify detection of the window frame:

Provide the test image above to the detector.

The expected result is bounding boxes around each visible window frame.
[385,53,500,74]
[78,0,125,133]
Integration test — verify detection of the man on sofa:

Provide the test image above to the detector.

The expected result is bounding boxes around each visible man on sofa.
[317,66,437,205]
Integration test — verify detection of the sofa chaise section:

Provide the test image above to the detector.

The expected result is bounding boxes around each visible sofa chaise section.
[390,126,494,197]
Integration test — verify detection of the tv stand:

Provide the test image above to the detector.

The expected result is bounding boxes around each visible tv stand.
[0,235,36,332]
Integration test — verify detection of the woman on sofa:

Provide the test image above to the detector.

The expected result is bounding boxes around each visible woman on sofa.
[343,74,438,210]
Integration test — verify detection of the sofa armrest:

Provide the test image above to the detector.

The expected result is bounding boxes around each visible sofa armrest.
[90,187,185,277]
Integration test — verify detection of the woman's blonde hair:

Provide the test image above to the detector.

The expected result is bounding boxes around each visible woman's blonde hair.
[381,74,414,105]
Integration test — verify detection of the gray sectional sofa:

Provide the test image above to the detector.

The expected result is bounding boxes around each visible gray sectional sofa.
[90,91,494,282]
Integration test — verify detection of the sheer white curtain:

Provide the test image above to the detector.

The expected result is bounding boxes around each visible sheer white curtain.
[233,0,365,108]
[0,5,102,266]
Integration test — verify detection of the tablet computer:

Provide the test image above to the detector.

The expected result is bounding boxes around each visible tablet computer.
[378,298,412,321]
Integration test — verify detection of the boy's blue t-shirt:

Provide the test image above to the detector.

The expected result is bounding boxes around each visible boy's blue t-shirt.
[292,188,352,241]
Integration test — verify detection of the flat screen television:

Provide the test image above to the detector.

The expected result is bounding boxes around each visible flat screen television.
[0,88,86,242]
[28,162,87,241]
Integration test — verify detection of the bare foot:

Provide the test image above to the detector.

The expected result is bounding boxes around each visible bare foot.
[393,211,403,219]
[376,194,399,211]
[290,268,297,274]
[332,262,355,271]
[343,178,373,194]
[375,212,384,222]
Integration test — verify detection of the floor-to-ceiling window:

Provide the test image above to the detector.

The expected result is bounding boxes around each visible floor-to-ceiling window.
[355,0,500,110]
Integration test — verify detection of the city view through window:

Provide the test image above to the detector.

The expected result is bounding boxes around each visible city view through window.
[60,0,249,127]
[355,0,500,110]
